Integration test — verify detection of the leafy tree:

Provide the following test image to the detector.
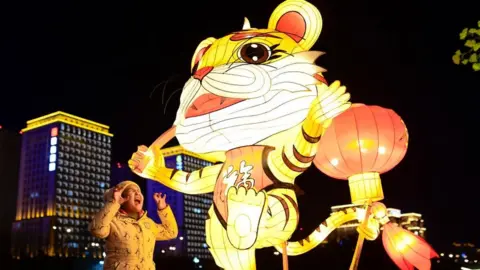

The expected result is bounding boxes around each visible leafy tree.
[452,21,480,71]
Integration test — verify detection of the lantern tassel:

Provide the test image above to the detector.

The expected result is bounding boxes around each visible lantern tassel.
[382,223,439,270]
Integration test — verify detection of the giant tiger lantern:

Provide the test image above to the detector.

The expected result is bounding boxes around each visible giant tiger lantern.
[127,0,438,269]
[314,104,438,270]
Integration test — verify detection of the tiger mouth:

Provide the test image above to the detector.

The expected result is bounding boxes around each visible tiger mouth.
[185,93,245,119]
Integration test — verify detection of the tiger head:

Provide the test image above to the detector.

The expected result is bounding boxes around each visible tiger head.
[174,0,328,154]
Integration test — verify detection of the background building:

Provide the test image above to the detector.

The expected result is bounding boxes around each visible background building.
[11,111,112,263]
[435,242,480,269]
[397,212,427,238]
[145,146,217,267]
[0,126,21,263]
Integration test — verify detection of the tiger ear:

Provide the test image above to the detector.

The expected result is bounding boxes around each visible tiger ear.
[268,0,323,50]
[191,37,216,72]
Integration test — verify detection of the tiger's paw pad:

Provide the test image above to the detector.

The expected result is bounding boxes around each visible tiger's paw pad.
[226,186,266,249]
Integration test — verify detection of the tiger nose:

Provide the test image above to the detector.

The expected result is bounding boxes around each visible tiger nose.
[193,66,213,80]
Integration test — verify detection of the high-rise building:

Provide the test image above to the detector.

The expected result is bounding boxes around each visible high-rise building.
[329,204,427,242]
[145,146,217,265]
[0,126,21,262]
[11,111,112,261]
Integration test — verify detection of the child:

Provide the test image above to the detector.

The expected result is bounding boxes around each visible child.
[89,180,178,269]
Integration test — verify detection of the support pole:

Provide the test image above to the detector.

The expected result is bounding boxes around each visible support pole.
[349,201,372,270]
[281,242,289,270]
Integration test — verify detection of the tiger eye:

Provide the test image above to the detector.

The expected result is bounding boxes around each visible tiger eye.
[239,43,271,64]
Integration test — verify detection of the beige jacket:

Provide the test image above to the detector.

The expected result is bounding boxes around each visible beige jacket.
[89,200,178,270]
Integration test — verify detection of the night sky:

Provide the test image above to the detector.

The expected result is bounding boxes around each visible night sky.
[1,0,478,252]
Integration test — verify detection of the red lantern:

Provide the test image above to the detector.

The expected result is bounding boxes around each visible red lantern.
[382,223,439,270]
[371,202,439,270]
[313,103,408,204]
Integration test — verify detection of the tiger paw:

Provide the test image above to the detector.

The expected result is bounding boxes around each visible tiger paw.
[226,186,266,250]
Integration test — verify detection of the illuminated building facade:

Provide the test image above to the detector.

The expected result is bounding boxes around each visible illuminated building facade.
[329,204,427,242]
[0,126,21,262]
[397,212,426,238]
[11,111,112,260]
[145,146,216,264]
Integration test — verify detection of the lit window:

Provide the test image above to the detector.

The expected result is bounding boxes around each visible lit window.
[51,137,58,146]
[51,127,58,137]
[50,154,56,163]
[50,146,57,154]
[49,163,56,171]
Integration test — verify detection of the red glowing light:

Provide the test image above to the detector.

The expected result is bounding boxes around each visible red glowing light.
[313,104,408,180]
[51,127,58,137]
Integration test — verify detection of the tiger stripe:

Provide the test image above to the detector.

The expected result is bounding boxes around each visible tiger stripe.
[267,95,325,182]
[292,145,315,163]
[302,127,321,143]
[255,189,299,249]
[150,164,223,195]
[273,206,362,256]
[283,193,300,227]
[269,194,290,230]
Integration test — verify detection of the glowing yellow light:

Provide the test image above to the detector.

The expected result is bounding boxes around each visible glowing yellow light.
[22,111,113,136]
[356,208,366,221]
[348,172,384,204]
[395,234,414,252]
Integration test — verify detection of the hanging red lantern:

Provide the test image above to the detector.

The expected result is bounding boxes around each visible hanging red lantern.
[313,103,410,270]
[313,103,409,205]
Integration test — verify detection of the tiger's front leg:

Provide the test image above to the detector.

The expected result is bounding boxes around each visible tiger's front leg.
[226,186,267,250]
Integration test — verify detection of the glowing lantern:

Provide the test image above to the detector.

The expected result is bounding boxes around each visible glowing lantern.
[313,103,409,270]
[313,103,408,205]
[371,202,439,270]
